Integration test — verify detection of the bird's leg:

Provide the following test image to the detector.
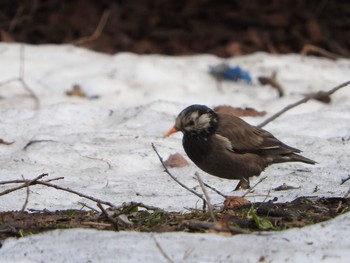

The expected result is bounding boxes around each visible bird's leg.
[234,178,250,191]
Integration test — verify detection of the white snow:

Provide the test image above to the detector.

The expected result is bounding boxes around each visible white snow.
[1,211,350,263]
[0,43,350,262]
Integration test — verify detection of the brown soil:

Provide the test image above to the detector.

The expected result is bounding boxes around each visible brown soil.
[1,0,350,57]
[1,197,348,241]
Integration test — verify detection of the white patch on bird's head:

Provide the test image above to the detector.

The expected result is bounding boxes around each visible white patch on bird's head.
[176,109,217,135]
[189,110,199,120]
[197,112,212,130]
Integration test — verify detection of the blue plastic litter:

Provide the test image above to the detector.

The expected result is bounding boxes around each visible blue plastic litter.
[209,63,252,84]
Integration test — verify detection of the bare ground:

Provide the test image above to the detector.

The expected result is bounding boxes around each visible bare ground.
[1,197,349,241]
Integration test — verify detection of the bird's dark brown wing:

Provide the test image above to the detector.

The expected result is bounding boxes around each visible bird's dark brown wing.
[216,113,300,154]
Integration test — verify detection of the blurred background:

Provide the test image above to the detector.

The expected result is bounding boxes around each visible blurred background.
[0,0,349,57]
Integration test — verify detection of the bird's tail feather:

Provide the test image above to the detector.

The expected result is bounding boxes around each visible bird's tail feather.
[274,153,317,165]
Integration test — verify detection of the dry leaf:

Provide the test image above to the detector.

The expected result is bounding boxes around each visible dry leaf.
[214,105,266,117]
[258,72,284,97]
[1,30,14,42]
[163,153,189,168]
[66,84,87,97]
[224,196,250,209]
[225,41,242,56]
[0,139,14,145]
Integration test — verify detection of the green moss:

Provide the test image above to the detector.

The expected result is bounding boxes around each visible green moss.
[248,206,274,230]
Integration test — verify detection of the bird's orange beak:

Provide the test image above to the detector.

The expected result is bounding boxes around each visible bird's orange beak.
[164,126,178,138]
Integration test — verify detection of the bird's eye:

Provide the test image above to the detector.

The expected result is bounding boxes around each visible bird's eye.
[188,120,195,126]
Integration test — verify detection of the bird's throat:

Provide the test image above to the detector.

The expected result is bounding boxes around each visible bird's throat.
[183,134,212,164]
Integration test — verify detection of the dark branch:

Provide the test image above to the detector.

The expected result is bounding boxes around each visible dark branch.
[0,173,117,209]
[258,80,350,128]
[341,175,350,185]
[151,143,206,210]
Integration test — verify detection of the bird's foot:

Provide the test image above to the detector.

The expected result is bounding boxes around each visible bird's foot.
[234,178,250,191]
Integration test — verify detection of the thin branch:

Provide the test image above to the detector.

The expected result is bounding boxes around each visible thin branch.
[19,175,30,213]
[257,80,350,128]
[112,201,163,215]
[0,175,62,186]
[0,174,118,209]
[0,45,39,108]
[202,182,227,198]
[343,188,350,199]
[23,139,56,150]
[151,234,174,263]
[0,173,48,196]
[19,78,39,108]
[186,220,250,234]
[74,10,110,45]
[97,202,119,230]
[262,189,272,203]
[301,44,339,60]
[241,176,267,198]
[195,172,216,221]
[78,202,99,213]
[9,5,26,31]
[340,175,350,185]
[20,44,25,78]
[151,143,206,209]
[32,181,118,208]
[43,177,65,183]
[0,77,18,87]
[19,44,39,109]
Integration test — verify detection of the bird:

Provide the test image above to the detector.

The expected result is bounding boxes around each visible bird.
[165,104,316,190]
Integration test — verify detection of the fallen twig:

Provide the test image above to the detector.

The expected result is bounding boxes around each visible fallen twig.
[258,80,350,128]
[112,201,163,214]
[241,176,267,198]
[0,44,39,108]
[19,175,30,213]
[301,44,339,60]
[262,189,272,203]
[74,9,110,46]
[335,200,343,214]
[151,143,207,210]
[23,139,56,150]
[186,220,250,234]
[43,176,65,183]
[202,182,227,198]
[0,173,48,196]
[19,44,39,108]
[33,181,118,208]
[195,172,216,221]
[340,175,350,185]
[151,235,174,263]
[97,202,119,231]
[0,173,118,208]
[78,202,100,213]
